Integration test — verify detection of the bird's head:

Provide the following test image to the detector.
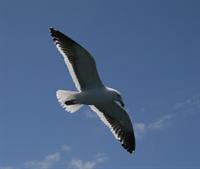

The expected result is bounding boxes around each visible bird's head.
[107,87,125,107]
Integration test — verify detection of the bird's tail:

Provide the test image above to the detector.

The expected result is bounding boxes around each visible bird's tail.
[56,90,83,113]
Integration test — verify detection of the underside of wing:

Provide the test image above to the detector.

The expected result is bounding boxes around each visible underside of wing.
[90,102,135,153]
[49,28,104,91]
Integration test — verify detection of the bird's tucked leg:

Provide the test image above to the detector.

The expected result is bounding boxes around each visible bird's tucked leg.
[65,100,77,105]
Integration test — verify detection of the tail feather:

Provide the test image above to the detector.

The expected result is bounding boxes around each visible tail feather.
[56,90,83,113]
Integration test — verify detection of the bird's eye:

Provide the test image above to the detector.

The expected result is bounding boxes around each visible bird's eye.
[117,94,121,98]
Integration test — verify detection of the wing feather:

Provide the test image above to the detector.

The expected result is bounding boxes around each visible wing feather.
[90,102,135,153]
[50,28,104,91]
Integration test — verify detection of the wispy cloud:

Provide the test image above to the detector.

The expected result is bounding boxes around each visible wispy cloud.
[0,145,107,169]
[148,114,173,130]
[84,110,97,119]
[68,153,107,169]
[61,144,71,152]
[24,152,61,169]
[134,95,200,139]
[134,114,172,139]
[173,95,200,115]
[134,122,146,139]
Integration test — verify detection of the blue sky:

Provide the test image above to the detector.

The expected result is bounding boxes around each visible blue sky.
[1,0,200,168]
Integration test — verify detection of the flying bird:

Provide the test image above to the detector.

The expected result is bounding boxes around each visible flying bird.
[49,28,135,153]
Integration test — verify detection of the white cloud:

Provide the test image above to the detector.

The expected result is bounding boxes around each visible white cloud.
[24,152,60,169]
[174,95,200,115]
[69,159,96,169]
[148,114,173,130]
[68,153,107,169]
[94,153,107,163]
[134,95,200,139]
[0,144,108,169]
[61,144,71,152]
[173,102,184,109]
[0,153,61,169]
[134,114,173,139]
[134,122,146,139]
[84,110,97,119]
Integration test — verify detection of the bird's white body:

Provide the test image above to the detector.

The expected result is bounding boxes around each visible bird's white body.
[76,87,117,105]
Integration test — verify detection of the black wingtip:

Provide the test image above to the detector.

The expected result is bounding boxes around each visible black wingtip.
[49,26,54,30]
[121,135,136,154]
[49,27,60,40]
[125,146,135,154]
[49,27,55,33]
[49,27,60,35]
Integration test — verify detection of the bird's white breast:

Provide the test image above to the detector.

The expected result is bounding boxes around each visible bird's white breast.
[76,88,114,105]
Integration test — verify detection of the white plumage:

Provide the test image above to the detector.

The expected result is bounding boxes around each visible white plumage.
[49,28,135,153]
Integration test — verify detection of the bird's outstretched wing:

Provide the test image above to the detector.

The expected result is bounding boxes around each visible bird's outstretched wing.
[49,28,104,91]
[90,102,135,153]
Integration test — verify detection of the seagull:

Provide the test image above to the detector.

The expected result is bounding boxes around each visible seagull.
[49,28,136,153]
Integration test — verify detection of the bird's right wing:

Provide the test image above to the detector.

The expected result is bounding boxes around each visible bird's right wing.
[49,28,104,91]
[90,102,135,153]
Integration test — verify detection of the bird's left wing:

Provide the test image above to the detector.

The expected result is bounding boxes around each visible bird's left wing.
[49,28,104,91]
[90,102,135,153]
